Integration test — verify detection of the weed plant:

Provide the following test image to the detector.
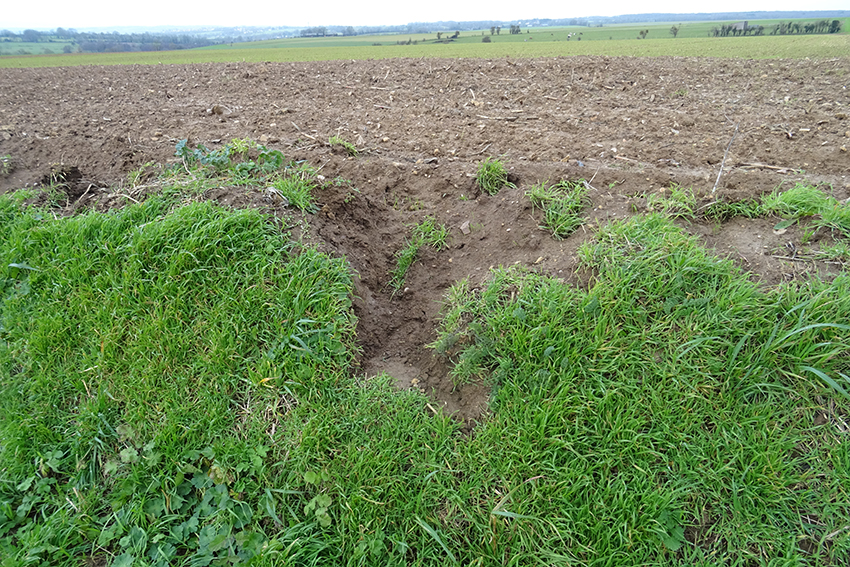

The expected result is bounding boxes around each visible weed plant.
[476,157,513,196]
[526,179,589,238]
[169,138,321,211]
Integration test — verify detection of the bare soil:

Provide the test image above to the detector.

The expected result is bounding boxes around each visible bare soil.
[2,56,849,426]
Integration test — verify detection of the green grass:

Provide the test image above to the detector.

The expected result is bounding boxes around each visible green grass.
[0,41,75,56]
[433,214,850,563]
[476,157,513,196]
[526,179,589,238]
[329,135,358,157]
[2,27,847,68]
[701,197,763,221]
[2,147,850,565]
[645,184,698,219]
[763,183,850,238]
[390,216,450,291]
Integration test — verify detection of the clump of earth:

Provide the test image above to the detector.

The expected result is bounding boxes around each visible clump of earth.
[2,56,848,426]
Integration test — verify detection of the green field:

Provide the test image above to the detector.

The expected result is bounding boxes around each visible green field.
[0,40,75,56]
[1,140,850,565]
[1,18,847,67]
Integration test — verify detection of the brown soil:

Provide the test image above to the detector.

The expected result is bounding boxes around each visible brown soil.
[2,56,849,427]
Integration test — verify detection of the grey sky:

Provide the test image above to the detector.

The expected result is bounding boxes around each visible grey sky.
[2,0,847,30]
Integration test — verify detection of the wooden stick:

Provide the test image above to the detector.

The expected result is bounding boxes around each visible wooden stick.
[712,123,739,194]
[737,162,800,172]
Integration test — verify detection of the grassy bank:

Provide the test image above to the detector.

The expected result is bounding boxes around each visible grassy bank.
[1,145,849,565]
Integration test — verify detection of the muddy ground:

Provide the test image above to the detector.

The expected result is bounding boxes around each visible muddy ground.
[1,56,849,425]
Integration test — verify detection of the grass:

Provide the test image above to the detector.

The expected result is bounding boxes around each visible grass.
[476,157,513,196]
[329,135,358,157]
[701,197,763,221]
[2,146,850,564]
[390,216,450,291]
[2,31,847,68]
[763,182,850,238]
[526,179,589,238]
[645,184,698,219]
[432,214,850,563]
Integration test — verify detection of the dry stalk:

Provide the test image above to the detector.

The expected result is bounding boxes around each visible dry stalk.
[712,123,739,194]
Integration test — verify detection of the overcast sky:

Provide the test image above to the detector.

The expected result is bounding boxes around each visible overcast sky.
[2,0,847,30]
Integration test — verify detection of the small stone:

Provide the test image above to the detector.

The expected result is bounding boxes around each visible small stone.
[460,220,470,235]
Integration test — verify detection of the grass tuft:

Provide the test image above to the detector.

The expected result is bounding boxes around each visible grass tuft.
[526,179,589,238]
[390,216,450,290]
[476,157,514,196]
[329,135,358,156]
[762,183,850,238]
[645,184,697,218]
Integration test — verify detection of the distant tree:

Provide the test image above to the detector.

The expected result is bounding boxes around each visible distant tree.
[830,19,842,33]
[638,29,649,39]
[342,26,356,36]
[62,44,73,53]
[669,25,679,38]
[436,32,442,40]
[496,26,501,35]
[22,29,41,42]
[482,36,491,43]
[451,31,459,39]
[490,26,495,35]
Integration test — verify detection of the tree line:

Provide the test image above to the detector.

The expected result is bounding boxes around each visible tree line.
[0,28,214,53]
[709,19,842,37]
